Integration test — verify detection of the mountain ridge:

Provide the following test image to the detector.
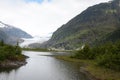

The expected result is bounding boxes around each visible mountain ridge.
[0,21,33,39]
[45,0,120,50]
[0,21,33,45]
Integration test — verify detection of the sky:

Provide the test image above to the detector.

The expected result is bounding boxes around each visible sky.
[0,0,110,37]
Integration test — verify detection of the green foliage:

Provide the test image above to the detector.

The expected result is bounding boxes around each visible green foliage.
[0,41,22,61]
[46,0,120,50]
[0,40,4,46]
[96,52,120,71]
[73,44,92,59]
[22,48,49,52]
[73,40,120,71]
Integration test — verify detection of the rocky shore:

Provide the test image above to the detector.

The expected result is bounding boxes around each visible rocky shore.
[0,60,27,68]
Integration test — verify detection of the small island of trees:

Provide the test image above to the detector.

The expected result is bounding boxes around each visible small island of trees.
[0,40,26,68]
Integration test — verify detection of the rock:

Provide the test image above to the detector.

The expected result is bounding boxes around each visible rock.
[0,60,27,68]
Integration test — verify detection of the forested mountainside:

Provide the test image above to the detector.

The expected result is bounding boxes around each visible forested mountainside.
[45,0,120,50]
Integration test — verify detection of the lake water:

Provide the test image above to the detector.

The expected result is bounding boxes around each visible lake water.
[0,51,90,80]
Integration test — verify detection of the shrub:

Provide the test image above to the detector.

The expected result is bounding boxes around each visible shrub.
[73,40,120,71]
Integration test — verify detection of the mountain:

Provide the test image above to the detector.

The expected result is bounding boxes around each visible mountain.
[0,28,10,42]
[100,28,120,42]
[0,28,19,45]
[0,21,32,45]
[45,0,120,50]
[0,21,32,38]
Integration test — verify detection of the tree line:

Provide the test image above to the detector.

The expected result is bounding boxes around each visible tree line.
[0,40,24,61]
[72,40,120,71]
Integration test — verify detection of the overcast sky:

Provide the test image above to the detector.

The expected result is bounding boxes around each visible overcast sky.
[0,0,110,37]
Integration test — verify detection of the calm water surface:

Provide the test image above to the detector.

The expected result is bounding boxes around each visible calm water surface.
[0,51,89,80]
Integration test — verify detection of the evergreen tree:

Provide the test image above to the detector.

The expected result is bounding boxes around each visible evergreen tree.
[0,40,4,46]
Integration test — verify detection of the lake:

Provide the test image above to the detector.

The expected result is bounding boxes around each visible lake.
[0,51,90,80]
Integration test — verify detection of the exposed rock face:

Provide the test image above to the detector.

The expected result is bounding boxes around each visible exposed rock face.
[0,60,27,68]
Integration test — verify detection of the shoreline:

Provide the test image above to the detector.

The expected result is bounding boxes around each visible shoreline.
[0,55,28,69]
[0,60,27,68]
[55,56,120,80]
[55,56,97,80]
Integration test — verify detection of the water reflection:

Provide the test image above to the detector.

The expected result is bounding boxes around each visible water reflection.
[0,51,89,80]
[0,67,18,73]
[0,69,18,80]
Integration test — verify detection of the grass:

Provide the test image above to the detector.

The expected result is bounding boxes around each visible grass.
[22,48,50,52]
[55,56,120,80]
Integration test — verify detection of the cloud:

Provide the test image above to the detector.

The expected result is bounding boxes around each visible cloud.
[0,0,110,37]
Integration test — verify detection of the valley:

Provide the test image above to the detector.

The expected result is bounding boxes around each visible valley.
[0,0,120,80]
